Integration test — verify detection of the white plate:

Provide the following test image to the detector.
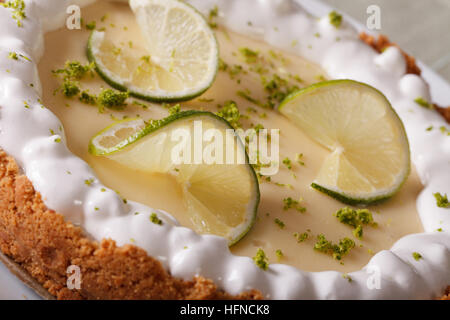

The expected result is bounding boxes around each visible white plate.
[0,260,41,300]
[1,0,449,300]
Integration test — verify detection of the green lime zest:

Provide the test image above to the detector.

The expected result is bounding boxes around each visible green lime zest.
[79,90,97,105]
[208,5,218,28]
[282,157,292,170]
[1,0,26,27]
[439,126,450,136]
[216,100,241,128]
[275,249,283,260]
[253,248,269,271]
[314,234,355,260]
[8,52,18,60]
[434,192,450,208]
[274,218,285,229]
[412,252,422,261]
[293,231,309,243]
[86,20,96,30]
[342,273,353,282]
[353,225,363,239]
[329,11,342,28]
[295,153,305,166]
[335,207,377,239]
[150,213,163,225]
[283,197,306,213]
[239,47,260,64]
[98,89,129,110]
[53,60,94,80]
[414,96,433,109]
[61,81,80,98]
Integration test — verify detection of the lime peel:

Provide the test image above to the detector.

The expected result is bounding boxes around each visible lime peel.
[89,111,260,246]
[279,79,410,205]
[87,0,219,102]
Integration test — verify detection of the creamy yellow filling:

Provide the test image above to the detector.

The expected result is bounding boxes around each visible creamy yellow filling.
[38,0,423,272]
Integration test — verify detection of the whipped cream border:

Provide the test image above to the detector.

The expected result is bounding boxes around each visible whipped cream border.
[0,0,448,299]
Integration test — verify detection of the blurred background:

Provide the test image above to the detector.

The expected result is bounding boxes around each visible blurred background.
[321,0,450,82]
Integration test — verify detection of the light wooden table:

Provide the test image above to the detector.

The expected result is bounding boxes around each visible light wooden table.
[322,0,450,82]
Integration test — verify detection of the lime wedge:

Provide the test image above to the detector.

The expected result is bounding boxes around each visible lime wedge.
[87,0,219,102]
[89,111,260,245]
[279,80,410,205]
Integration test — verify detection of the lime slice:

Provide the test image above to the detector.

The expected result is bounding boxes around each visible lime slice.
[89,111,260,245]
[87,0,219,102]
[89,118,147,156]
[279,80,410,205]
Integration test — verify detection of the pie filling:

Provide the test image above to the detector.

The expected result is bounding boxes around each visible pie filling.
[38,0,424,273]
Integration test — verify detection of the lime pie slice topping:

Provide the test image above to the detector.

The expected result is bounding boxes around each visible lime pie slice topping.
[88,0,219,102]
[279,80,410,205]
[89,111,259,245]
[0,0,449,300]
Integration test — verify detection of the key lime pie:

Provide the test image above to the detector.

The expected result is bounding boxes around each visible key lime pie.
[0,0,449,300]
